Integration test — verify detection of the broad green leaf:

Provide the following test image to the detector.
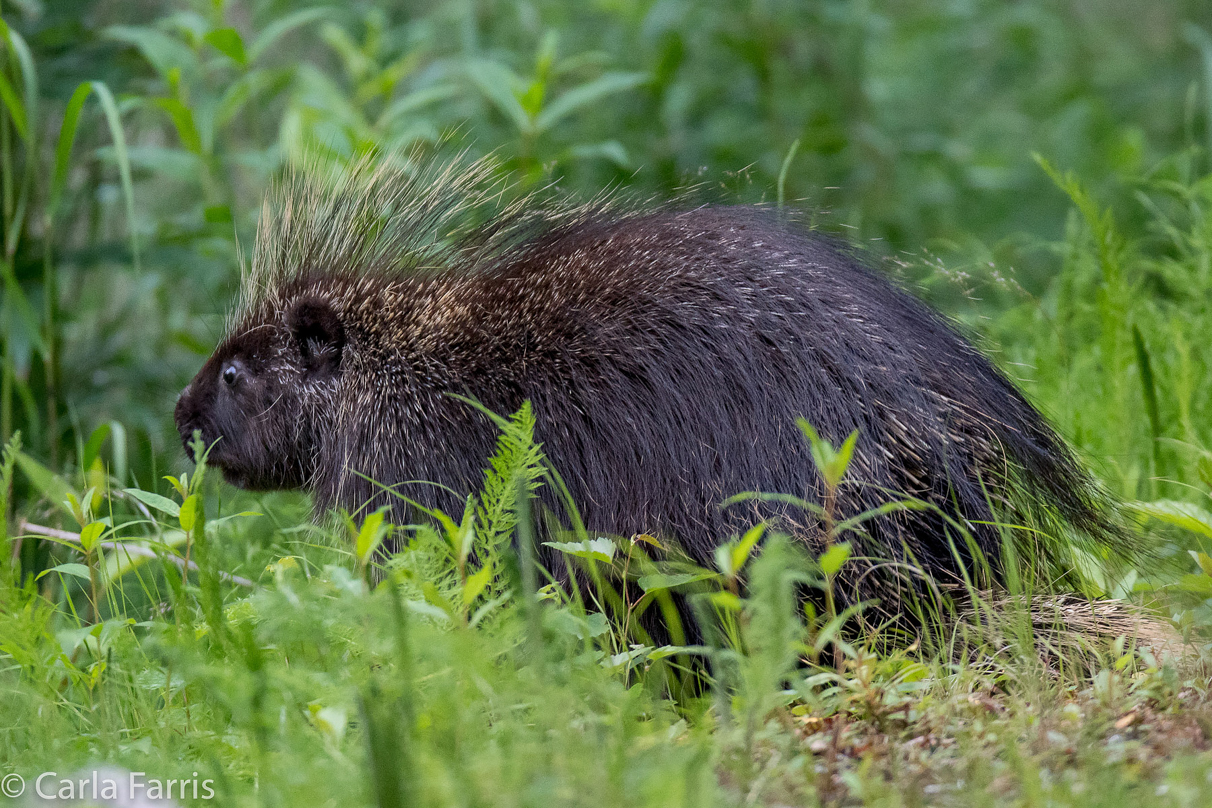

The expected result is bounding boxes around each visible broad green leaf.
[708,591,743,612]
[1179,573,1212,595]
[1191,550,1212,578]
[356,506,391,561]
[377,84,459,130]
[123,488,181,518]
[422,581,458,621]
[156,97,203,154]
[37,563,92,583]
[49,83,93,219]
[534,71,646,132]
[818,542,852,577]
[798,418,836,479]
[82,423,112,471]
[567,140,629,168]
[467,60,531,133]
[163,475,187,499]
[79,522,106,553]
[0,19,37,141]
[204,27,247,66]
[1131,500,1212,541]
[462,564,493,607]
[15,452,72,514]
[637,571,720,592]
[730,523,765,575]
[828,430,860,487]
[0,66,26,141]
[713,542,733,577]
[543,537,616,564]
[2,266,46,355]
[108,421,128,485]
[250,7,332,63]
[179,494,200,533]
[106,26,199,81]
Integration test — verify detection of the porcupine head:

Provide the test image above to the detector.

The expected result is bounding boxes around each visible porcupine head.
[173,154,528,512]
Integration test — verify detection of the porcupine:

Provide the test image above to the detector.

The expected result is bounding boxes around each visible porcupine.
[174,154,1148,631]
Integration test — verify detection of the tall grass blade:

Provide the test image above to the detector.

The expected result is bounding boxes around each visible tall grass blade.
[1132,324,1162,495]
[89,82,140,271]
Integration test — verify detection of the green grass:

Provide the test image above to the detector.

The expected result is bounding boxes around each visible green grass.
[2,422,1212,807]
[5,1,1212,805]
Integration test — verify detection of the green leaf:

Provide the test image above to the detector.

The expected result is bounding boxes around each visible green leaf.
[708,591,743,612]
[462,564,493,607]
[204,204,232,224]
[422,581,458,621]
[818,542,852,577]
[108,421,128,485]
[206,511,261,531]
[828,430,860,487]
[356,506,392,562]
[534,71,646,132]
[49,83,93,218]
[1179,573,1212,595]
[179,494,200,533]
[467,60,531,133]
[456,496,476,564]
[798,419,832,476]
[15,452,72,514]
[2,265,47,355]
[36,563,92,583]
[249,7,332,63]
[730,523,765,575]
[89,82,140,271]
[123,488,181,518]
[79,522,106,553]
[636,571,720,592]
[567,140,630,168]
[0,64,27,141]
[377,84,460,130]
[1192,550,1212,578]
[215,68,291,130]
[0,19,37,142]
[543,537,616,564]
[204,27,247,66]
[105,25,199,81]
[82,423,111,471]
[163,475,187,499]
[713,542,733,577]
[1130,500,1212,541]
[155,97,203,154]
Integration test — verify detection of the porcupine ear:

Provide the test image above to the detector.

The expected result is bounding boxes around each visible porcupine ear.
[287,297,345,377]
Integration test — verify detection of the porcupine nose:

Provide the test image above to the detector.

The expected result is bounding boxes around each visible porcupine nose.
[174,383,201,460]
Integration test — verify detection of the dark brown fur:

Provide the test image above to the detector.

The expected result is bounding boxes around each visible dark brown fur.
[175,158,1137,609]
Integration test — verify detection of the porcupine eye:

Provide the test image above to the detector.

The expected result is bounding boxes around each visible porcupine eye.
[222,365,238,386]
